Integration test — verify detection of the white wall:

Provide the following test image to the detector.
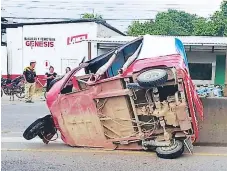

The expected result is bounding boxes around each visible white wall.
[6,27,23,75]
[82,24,124,61]
[187,51,216,64]
[1,46,7,75]
[21,22,97,75]
[5,22,124,76]
[187,51,225,85]
[97,24,123,38]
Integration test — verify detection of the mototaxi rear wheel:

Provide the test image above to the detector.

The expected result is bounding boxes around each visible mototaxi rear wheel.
[155,140,184,159]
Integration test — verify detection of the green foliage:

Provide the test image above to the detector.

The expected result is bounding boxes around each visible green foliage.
[127,0,227,36]
[154,9,197,36]
[192,18,217,36]
[127,20,155,36]
[211,1,227,36]
[82,13,103,19]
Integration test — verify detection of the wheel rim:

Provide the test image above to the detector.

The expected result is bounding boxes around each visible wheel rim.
[159,141,180,152]
[17,92,25,98]
[137,69,168,87]
[144,72,160,80]
[16,88,25,98]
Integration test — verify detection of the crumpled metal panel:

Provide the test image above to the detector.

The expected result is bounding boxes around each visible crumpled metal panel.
[58,93,106,147]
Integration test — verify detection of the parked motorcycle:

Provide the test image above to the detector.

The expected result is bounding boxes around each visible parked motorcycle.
[1,76,25,99]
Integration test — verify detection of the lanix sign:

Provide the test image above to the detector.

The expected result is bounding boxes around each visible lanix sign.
[24,37,55,48]
[67,34,88,45]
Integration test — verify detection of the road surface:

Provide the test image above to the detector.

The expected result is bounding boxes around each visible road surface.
[2,98,227,171]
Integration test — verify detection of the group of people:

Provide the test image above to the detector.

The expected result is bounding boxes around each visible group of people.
[23,60,72,103]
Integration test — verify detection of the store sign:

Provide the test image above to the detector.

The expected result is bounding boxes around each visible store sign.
[67,34,88,45]
[24,37,55,48]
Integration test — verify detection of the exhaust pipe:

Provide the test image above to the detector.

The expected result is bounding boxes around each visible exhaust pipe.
[142,139,171,147]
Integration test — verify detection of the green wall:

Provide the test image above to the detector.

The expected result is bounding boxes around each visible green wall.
[215,55,226,85]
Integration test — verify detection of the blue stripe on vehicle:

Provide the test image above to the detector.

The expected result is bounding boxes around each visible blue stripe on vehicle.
[175,38,189,70]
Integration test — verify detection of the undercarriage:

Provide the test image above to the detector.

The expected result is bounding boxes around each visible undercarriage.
[23,67,195,159]
[94,67,194,158]
[23,35,203,159]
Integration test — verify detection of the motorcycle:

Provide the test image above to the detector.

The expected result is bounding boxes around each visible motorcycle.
[1,76,25,100]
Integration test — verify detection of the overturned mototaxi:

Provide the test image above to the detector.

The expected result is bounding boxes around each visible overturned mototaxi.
[23,35,204,159]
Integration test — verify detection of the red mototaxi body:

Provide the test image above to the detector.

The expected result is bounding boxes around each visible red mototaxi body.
[46,54,204,145]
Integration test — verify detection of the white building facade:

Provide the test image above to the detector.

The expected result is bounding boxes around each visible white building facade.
[1,19,125,78]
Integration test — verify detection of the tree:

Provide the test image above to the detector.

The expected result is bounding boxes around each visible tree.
[127,0,227,36]
[154,10,197,36]
[127,9,197,36]
[210,1,227,36]
[192,17,217,36]
[81,13,103,20]
[127,20,155,36]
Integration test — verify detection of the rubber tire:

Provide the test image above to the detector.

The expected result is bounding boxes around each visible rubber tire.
[23,119,45,140]
[15,87,25,98]
[1,89,3,97]
[156,140,184,159]
[137,69,168,88]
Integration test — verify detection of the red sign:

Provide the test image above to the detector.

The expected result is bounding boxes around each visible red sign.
[24,37,55,48]
[67,34,88,45]
[44,60,50,68]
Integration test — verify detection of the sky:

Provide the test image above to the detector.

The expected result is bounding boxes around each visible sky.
[1,0,224,32]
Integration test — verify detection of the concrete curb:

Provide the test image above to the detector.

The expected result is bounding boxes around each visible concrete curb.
[197,97,227,145]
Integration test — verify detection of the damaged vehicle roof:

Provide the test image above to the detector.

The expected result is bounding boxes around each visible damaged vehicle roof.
[85,35,189,74]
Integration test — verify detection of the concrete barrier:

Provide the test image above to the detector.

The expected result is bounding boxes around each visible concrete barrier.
[196,97,227,146]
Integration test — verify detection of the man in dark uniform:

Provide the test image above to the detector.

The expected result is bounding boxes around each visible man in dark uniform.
[23,60,37,103]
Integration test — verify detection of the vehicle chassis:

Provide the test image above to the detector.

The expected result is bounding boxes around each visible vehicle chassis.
[23,37,203,159]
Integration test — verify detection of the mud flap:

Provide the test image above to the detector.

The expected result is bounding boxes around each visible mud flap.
[184,136,193,154]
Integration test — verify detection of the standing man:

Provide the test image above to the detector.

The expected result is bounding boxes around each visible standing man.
[23,60,37,103]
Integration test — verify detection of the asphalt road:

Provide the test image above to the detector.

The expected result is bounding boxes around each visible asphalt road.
[1,97,48,132]
[2,97,227,171]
